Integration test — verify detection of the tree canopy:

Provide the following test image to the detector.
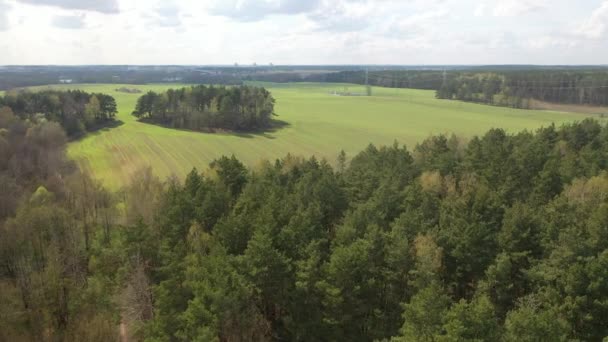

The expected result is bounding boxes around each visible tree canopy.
[0,89,117,137]
[3,116,608,341]
[132,85,276,132]
[436,70,608,108]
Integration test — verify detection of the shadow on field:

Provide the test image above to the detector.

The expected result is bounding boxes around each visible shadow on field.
[136,119,290,139]
[69,120,125,141]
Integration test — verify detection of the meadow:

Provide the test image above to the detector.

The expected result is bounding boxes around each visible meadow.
[29,82,598,188]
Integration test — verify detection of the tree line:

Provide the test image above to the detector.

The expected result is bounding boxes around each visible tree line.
[309,70,447,90]
[317,69,608,109]
[0,89,117,138]
[437,70,608,108]
[0,66,245,90]
[0,65,424,90]
[3,111,608,340]
[132,85,276,132]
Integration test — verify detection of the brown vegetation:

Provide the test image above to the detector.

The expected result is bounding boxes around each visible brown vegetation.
[529,99,608,115]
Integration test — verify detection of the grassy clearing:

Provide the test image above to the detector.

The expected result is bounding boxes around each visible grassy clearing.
[27,82,599,189]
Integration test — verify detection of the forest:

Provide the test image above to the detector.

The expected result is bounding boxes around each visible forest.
[0,65,404,90]
[310,70,447,90]
[318,69,608,109]
[0,90,117,138]
[132,85,276,132]
[0,66,245,90]
[2,102,608,340]
[435,70,608,108]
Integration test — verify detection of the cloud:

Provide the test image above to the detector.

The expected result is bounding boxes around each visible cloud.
[142,3,184,28]
[474,3,487,17]
[387,8,448,37]
[3,0,608,65]
[16,0,119,14]
[308,0,376,32]
[208,0,320,21]
[475,0,546,17]
[526,34,578,49]
[577,1,608,39]
[156,3,182,27]
[208,0,441,33]
[0,0,11,31]
[52,14,86,29]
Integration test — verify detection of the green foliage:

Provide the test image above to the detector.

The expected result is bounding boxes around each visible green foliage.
[396,282,451,341]
[1,89,117,137]
[5,107,608,341]
[436,70,608,108]
[117,119,608,340]
[209,155,248,197]
[440,295,500,342]
[503,298,570,342]
[132,85,275,131]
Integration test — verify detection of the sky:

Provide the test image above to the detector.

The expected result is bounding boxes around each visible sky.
[0,0,607,65]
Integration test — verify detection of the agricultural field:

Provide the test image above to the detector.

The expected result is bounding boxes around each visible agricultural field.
[25,82,600,189]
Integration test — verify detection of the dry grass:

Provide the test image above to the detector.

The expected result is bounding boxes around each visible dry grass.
[529,99,608,115]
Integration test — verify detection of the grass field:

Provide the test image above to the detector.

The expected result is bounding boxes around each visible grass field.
[25,82,599,189]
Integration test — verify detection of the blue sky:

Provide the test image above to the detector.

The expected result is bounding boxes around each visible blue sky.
[0,0,607,65]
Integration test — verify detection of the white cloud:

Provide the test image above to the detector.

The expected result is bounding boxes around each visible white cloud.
[0,0,607,65]
[154,3,182,27]
[17,0,119,14]
[52,14,86,29]
[0,0,12,31]
[526,34,578,49]
[577,0,608,39]
[208,0,320,21]
[208,0,392,32]
[475,0,547,17]
[474,3,487,16]
[386,8,448,37]
[308,0,378,32]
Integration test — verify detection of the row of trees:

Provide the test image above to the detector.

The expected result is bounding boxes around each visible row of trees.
[317,69,608,108]
[0,66,246,90]
[132,85,276,131]
[0,90,117,138]
[436,71,608,108]
[308,70,447,90]
[3,111,608,340]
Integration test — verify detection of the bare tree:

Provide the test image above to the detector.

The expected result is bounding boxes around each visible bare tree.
[120,256,154,340]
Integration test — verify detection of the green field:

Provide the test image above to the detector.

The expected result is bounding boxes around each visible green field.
[29,82,597,189]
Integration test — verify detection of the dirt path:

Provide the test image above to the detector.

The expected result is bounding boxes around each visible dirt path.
[120,321,128,342]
